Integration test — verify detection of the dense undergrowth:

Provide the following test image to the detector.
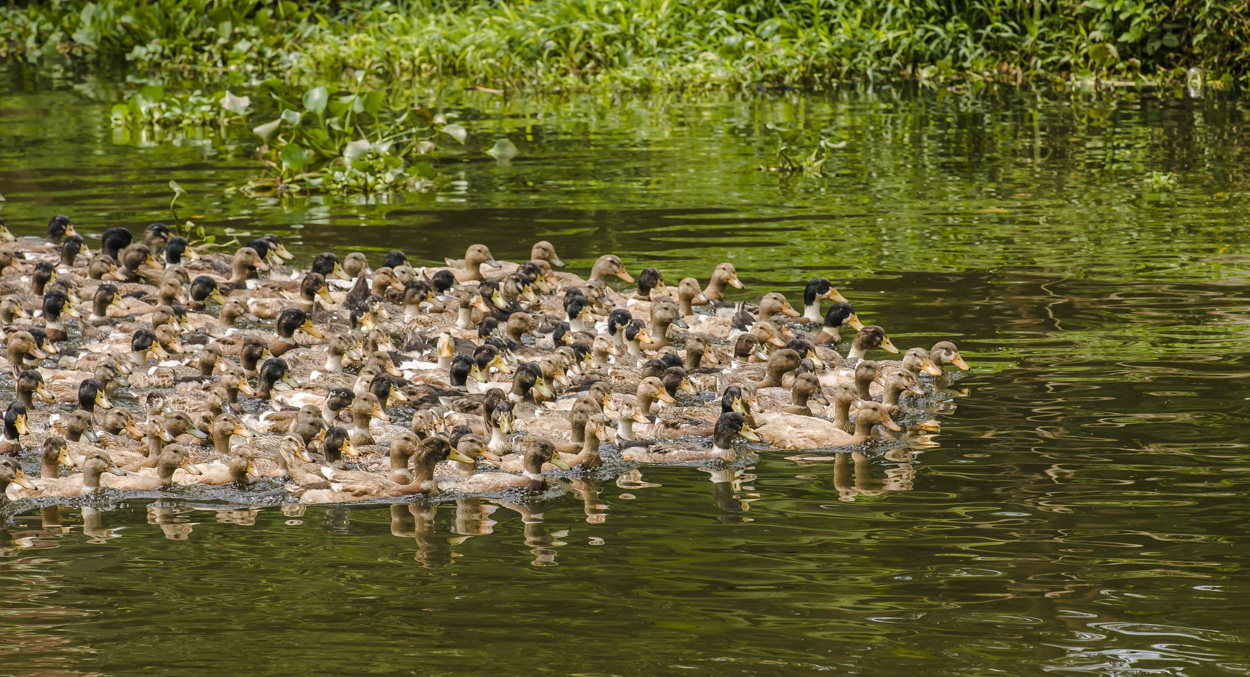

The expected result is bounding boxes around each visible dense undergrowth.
[2,0,1249,89]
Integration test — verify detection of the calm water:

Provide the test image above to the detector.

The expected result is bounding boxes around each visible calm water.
[2,74,1250,675]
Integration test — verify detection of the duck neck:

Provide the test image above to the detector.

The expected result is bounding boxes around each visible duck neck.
[570,417,587,444]
[650,320,671,348]
[212,430,232,455]
[790,387,810,407]
[569,316,586,333]
[578,433,601,459]
[687,349,703,369]
[847,344,867,361]
[679,295,694,317]
[488,426,511,453]
[831,398,853,430]
[705,279,726,301]
[453,459,477,477]
[883,382,905,406]
[802,303,822,322]
[437,354,452,370]
[617,416,636,441]
[16,390,33,409]
[759,365,786,389]
[321,403,338,426]
[850,416,875,445]
[817,325,840,345]
[626,340,644,359]
[855,374,874,401]
[41,456,61,479]
[325,353,343,372]
[456,305,473,329]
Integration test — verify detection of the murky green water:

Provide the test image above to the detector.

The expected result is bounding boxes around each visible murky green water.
[3,75,1250,675]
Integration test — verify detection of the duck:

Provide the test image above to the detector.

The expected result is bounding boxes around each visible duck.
[319,430,421,487]
[1,402,32,454]
[268,307,323,356]
[175,451,259,486]
[929,341,970,372]
[814,302,864,345]
[14,369,54,410]
[33,450,128,497]
[753,401,900,450]
[6,331,49,375]
[1,456,38,503]
[100,446,202,491]
[620,411,758,464]
[703,262,744,302]
[291,436,466,503]
[438,436,569,495]
[799,278,850,322]
[845,325,900,362]
[445,244,500,283]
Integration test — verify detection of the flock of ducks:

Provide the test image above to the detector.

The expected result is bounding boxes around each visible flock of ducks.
[0,215,970,511]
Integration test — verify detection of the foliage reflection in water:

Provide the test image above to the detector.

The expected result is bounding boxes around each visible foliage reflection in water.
[2,78,1250,675]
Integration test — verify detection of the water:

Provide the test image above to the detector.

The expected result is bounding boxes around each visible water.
[2,75,1250,675]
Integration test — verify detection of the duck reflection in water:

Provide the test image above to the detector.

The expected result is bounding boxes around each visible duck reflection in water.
[493,500,566,567]
[389,501,452,569]
[789,451,916,501]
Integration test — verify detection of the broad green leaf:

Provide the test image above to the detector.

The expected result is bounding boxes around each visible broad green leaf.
[280,109,303,126]
[221,90,251,115]
[442,123,467,144]
[169,180,186,196]
[486,138,518,162]
[140,84,165,103]
[343,139,372,164]
[303,86,328,116]
[360,91,385,116]
[281,143,308,173]
[253,118,282,143]
[110,103,129,121]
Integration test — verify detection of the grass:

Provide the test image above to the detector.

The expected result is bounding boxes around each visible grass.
[2,1,1248,90]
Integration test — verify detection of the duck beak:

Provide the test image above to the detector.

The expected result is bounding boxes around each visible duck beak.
[616,267,635,284]
[882,413,902,432]
[35,383,54,403]
[671,316,689,329]
[782,303,800,317]
[181,457,203,475]
[693,292,710,306]
[534,377,554,398]
[546,453,570,470]
[166,339,183,354]
[341,440,361,457]
[656,390,677,404]
[371,403,390,421]
[728,273,744,289]
[520,286,538,303]
[144,254,162,270]
[811,389,830,405]
[752,345,769,361]
[437,337,455,359]
[485,257,501,269]
[847,313,865,331]
[301,319,323,339]
[94,390,113,409]
[157,426,175,442]
[111,295,130,312]
[951,354,970,371]
[187,425,209,439]
[532,277,551,294]
[766,334,786,348]
[468,364,487,383]
[125,421,146,439]
[807,352,825,370]
[254,258,270,272]
[151,343,170,359]
[549,255,565,268]
[0,226,14,242]
[497,415,514,434]
[880,337,900,354]
[448,448,476,464]
[595,424,610,442]
[730,396,746,415]
[481,448,501,462]
[325,262,347,280]
[64,303,82,318]
[237,380,257,397]
[106,459,127,476]
[209,288,226,305]
[631,409,650,424]
[281,373,301,389]
[491,355,513,374]
[388,388,410,405]
[185,247,201,261]
[27,345,48,360]
[738,425,761,442]
[275,243,294,260]
[246,460,260,476]
[15,415,30,436]
[680,378,697,396]
[84,422,99,443]
[830,288,849,304]
[260,347,276,361]
[473,295,491,313]
[233,423,253,438]
[65,223,78,238]
[317,286,334,305]
[637,328,653,345]
[491,290,507,309]
[921,359,943,376]
[15,306,31,319]
[426,293,445,310]
[11,467,36,490]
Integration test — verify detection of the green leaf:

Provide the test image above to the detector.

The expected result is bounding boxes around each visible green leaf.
[221,90,251,115]
[281,143,308,173]
[253,118,282,143]
[280,109,303,126]
[441,123,467,144]
[343,139,372,164]
[303,86,328,116]
[110,103,129,121]
[486,138,518,162]
[169,180,186,196]
[140,84,165,103]
[360,91,385,116]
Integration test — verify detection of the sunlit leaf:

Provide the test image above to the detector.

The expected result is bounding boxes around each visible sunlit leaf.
[281,109,303,126]
[486,138,518,162]
[140,84,165,103]
[442,123,467,144]
[303,86,328,116]
[110,103,129,121]
[343,139,371,165]
[221,91,251,115]
[253,118,282,143]
[360,91,385,116]
[169,180,186,196]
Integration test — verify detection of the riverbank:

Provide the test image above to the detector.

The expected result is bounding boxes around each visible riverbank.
[2,1,1248,90]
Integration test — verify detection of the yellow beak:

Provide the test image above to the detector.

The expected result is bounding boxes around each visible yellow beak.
[233,423,254,438]
[728,273,744,289]
[301,319,323,338]
[880,337,900,354]
[847,314,865,331]
[616,267,635,284]
[372,404,390,422]
[151,343,170,359]
[341,440,361,457]
[952,354,970,371]
[656,390,676,404]
[209,288,226,305]
[448,448,475,464]
[281,373,301,389]
[35,384,54,403]
[64,304,82,318]
[95,391,113,409]
[497,415,514,434]
[549,454,572,470]
[738,426,761,442]
[921,359,943,376]
[12,468,36,490]
[15,415,30,436]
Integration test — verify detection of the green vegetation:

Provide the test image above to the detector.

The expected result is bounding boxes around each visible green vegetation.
[3,1,1249,89]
